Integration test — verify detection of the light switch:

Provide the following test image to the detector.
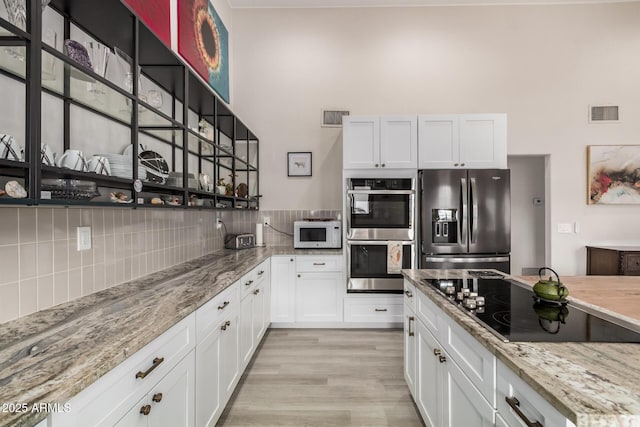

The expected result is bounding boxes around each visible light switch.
[77,226,92,251]
[557,223,572,234]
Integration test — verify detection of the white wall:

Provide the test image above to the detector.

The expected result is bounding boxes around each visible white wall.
[231,3,640,274]
[508,155,546,275]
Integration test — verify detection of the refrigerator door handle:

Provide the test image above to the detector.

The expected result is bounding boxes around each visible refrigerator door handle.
[460,177,468,245]
[424,256,510,263]
[470,177,478,244]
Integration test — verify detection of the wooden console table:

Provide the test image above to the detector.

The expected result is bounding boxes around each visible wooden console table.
[586,246,640,276]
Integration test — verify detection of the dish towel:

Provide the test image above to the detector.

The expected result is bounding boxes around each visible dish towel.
[387,242,403,274]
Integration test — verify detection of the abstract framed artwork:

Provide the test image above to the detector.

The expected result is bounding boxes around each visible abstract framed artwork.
[123,0,171,47]
[587,145,640,204]
[288,152,312,177]
[178,0,230,102]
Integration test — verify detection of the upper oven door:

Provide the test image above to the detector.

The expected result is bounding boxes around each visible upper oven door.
[347,190,415,240]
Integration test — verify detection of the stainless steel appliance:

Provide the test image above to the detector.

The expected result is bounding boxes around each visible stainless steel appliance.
[294,220,342,249]
[347,240,413,292]
[419,169,510,272]
[224,233,255,250]
[423,275,640,342]
[347,178,415,241]
[346,177,416,293]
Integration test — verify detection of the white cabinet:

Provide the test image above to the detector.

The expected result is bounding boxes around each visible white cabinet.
[418,114,507,169]
[270,256,296,323]
[240,260,271,370]
[404,304,417,397]
[497,359,576,427]
[116,351,195,427]
[295,256,343,323]
[51,315,196,427]
[415,317,494,427]
[195,283,240,427]
[343,295,403,324]
[343,115,417,169]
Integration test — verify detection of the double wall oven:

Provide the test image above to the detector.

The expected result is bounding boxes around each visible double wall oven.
[346,178,416,293]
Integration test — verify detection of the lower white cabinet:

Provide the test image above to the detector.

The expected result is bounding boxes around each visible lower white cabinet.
[343,295,403,324]
[270,256,296,323]
[496,359,576,427]
[271,255,344,326]
[240,269,269,370]
[415,317,494,427]
[116,351,195,427]
[404,307,417,397]
[51,314,196,427]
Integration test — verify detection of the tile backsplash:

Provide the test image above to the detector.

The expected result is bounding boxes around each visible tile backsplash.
[0,207,340,324]
[0,207,233,324]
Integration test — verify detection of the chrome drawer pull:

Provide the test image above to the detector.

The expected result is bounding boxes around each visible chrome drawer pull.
[136,357,164,379]
[506,397,543,427]
[218,301,229,310]
[375,308,388,312]
[313,262,326,266]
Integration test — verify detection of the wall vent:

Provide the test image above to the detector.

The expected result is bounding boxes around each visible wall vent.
[322,109,350,127]
[590,105,619,122]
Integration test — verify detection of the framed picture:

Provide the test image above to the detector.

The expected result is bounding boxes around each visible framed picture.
[587,145,640,204]
[178,0,230,102]
[123,0,171,47]
[288,152,312,177]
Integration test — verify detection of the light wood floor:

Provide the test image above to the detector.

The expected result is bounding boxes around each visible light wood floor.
[217,328,424,427]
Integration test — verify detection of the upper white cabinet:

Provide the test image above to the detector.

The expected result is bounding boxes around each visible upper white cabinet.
[418,114,507,169]
[343,115,418,170]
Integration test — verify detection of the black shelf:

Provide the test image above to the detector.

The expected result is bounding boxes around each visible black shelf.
[0,0,260,210]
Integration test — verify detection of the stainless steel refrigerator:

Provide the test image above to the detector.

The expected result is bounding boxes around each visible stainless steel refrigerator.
[419,169,511,273]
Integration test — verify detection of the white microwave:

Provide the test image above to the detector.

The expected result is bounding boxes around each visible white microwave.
[294,220,342,249]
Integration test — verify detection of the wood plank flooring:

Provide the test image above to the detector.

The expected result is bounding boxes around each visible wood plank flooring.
[217,329,424,427]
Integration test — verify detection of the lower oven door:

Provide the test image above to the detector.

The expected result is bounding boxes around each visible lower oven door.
[347,240,414,293]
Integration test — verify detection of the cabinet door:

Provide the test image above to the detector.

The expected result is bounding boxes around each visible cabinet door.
[295,271,343,322]
[147,351,195,427]
[270,256,296,323]
[415,319,441,427]
[240,293,254,369]
[195,327,221,427]
[459,114,507,169]
[418,115,459,169]
[404,311,417,397]
[252,283,266,343]
[441,353,495,427]
[343,116,380,169]
[380,115,417,169]
[220,308,240,405]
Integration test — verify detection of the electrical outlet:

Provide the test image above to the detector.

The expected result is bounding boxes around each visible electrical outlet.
[77,226,92,251]
[557,223,572,234]
[263,216,271,226]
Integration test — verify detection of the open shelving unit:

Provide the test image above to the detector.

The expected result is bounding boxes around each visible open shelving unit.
[0,0,260,209]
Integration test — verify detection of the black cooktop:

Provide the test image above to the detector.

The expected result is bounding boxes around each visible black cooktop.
[423,278,640,343]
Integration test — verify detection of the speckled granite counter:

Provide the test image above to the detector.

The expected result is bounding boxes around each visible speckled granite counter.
[0,246,342,427]
[402,269,640,427]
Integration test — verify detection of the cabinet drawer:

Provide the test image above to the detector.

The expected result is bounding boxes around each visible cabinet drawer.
[344,296,403,323]
[52,314,195,427]
[497,359,574,427]
[624,254,640,274]
[196,283,240,342]
[438,314,496,406]
[296,255,343,272]
[403,279,416,313]
[416,290,442,339]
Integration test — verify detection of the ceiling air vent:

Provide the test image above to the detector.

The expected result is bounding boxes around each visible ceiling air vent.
[590,105,619,123]
[322,109,350,127]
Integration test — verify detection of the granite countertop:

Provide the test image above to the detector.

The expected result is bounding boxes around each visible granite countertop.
[402,269,640,427]
[0,245,342,427]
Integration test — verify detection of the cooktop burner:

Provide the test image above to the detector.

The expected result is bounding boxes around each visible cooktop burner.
[423,277,640,343]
